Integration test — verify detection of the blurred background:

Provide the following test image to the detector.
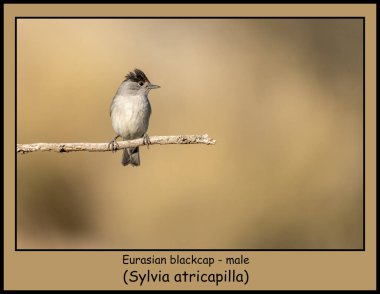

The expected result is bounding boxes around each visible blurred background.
[17,19,363,249]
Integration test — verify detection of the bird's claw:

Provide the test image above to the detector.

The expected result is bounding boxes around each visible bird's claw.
[143,133,151,149]
[108,136,120,153]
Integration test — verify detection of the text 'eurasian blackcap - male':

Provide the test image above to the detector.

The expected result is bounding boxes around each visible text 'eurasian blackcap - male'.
[109,69,160,166]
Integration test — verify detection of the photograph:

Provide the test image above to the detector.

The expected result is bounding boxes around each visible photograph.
[16,18,363,250]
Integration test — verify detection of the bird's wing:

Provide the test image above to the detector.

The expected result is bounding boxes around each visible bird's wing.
[109,95,116,117]
[148,99,152,117]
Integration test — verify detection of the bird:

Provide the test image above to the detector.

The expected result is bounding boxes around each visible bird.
[109,69,160,166]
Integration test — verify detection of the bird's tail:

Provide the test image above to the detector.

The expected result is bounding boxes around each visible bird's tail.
[122,147,140,166]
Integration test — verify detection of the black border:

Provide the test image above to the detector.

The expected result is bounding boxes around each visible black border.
[3,1,379,4]
[15,17,366,252]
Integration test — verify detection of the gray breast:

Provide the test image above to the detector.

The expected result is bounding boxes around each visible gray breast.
[110,94,151,139]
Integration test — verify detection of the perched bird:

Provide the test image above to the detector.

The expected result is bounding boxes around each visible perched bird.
[109,69,160,166]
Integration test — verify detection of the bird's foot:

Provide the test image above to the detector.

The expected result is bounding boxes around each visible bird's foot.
[143,133,151,149]
[108,135,120,153]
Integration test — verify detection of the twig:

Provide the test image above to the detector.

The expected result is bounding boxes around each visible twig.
[17,134,216,154]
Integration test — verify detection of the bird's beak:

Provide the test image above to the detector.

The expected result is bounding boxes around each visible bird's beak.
[147,84,160,90]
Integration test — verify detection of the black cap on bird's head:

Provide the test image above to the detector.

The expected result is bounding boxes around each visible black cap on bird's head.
[125,68,151,84]
[124,68,160,90]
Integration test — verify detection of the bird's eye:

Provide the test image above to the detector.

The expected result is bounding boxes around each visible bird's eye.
[138,82,144,86]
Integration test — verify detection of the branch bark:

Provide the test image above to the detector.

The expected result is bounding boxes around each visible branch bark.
[17,134,216,154]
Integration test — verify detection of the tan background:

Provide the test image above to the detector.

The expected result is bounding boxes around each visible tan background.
[5,4,376,290]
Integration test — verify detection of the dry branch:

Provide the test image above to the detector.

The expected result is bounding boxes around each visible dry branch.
[17,134,216,154]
